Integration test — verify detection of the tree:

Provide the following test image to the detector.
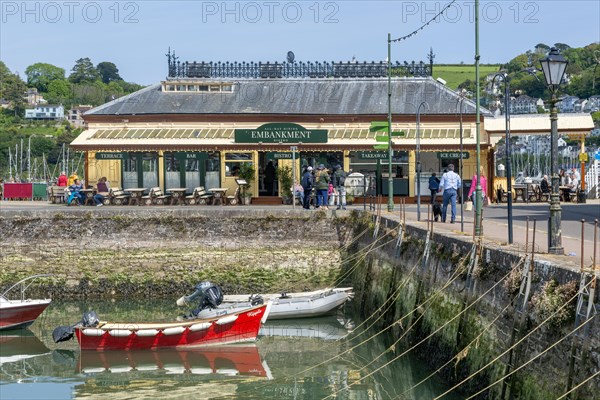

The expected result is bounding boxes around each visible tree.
[0,62,27,116]
[96,61,122,84]
[24,63,65,92]
[69,58,99,84]
[46,79,72,106]
[534,43,550,54]
[554,43,571,52]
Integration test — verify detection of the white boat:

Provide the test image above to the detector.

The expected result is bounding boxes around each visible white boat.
[0,275,52,330]
[193,288,353,321]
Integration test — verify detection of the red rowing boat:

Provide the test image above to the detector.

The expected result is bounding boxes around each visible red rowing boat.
[74,302,272,351]
[0,275,52,331]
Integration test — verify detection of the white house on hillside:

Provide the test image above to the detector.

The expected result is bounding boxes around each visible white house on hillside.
[25,104,64,120]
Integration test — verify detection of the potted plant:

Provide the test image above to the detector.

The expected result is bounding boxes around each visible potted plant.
[276,165,293,204]
[238,162,255,205]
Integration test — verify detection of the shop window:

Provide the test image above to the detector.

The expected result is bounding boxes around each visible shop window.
[165,85,175,91]
[187,85,198,91]
[225,153,253,177]
[209,85,221,92]
[198,85,209,91]
[221,85,233,92]
[176,85,186,91]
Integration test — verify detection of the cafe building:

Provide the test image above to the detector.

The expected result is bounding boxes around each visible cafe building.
[71,55,494,202]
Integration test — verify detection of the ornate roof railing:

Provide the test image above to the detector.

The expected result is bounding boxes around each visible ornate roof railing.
[166,50,431,79]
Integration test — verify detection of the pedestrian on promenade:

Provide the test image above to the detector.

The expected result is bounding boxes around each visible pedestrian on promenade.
[438,164,461,223]
[333,164,347,210]
[315,164,330,209]
[301,166,314,210]
[428,172,440,205]
[468,166,488,209]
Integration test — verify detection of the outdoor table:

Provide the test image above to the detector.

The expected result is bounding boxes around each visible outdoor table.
[209,188,228,205]
[167,188,188,205]
[559,186,573,202]
[127,188,147,206]
[80,189,97,206]
[513,183,532,203]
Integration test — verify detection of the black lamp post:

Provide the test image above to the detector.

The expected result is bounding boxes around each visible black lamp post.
[491,72,514,244]
[416,101,428,221]
[540,47,568,255]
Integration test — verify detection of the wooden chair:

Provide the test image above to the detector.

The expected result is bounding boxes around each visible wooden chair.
[108,187,130,205]
[226,187,240,205]
[197,188,214,205]
[568,184,580,203]
[142,187,171,205]
[185,187,202,205]
[528,185,541,202]
[495,186,510,203]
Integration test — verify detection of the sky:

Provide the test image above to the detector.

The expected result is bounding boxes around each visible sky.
[1,0,599,85]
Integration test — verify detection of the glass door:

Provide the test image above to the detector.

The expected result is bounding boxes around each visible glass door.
[142,153,158,188]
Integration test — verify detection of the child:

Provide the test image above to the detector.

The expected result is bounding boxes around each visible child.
[328,182,336,206]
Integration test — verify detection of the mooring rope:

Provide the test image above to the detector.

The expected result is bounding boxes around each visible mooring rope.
[343,253,423,341]
[555,370,600,400]
[433,279,593,399]
[465,314,597,399]
[292,249,469,382]
[322,268,514,400]
[398,302,514,398]
[397,257,528,397]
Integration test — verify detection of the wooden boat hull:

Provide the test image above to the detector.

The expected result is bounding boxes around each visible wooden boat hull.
[199,288,353,320]
[0,299,51,331]
[75,303,271,351]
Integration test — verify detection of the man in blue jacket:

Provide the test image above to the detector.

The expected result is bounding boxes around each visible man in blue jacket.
[301,166,314,210]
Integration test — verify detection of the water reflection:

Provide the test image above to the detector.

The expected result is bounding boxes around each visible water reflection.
[0,300,459,399]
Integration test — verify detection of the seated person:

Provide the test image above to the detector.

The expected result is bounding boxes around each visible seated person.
[94,177,110,206]
[67,179,85,205]
[540,175,550,194]
[567,173,579,193]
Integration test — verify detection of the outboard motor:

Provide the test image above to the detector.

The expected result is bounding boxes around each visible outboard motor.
[176,282,224,318]
[52,310,100,343]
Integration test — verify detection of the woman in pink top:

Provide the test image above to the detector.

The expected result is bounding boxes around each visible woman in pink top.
[468,166,488,209]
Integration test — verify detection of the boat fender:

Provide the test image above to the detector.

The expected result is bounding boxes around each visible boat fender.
[82,328,105,336]
[162,326,186,336]
[109,329,133,337]
[136,329,160,337]
[189,322,212,332]
[216,315,238,325]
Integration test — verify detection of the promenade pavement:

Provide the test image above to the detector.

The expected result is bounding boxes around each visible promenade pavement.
[1,199,598,272]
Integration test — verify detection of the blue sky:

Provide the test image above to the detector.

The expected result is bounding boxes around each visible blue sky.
[1,0,599,85]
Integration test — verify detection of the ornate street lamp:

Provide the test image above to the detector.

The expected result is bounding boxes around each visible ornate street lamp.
[540,47,568,255]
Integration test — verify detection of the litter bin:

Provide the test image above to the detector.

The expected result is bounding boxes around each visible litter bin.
[577,189,586,203]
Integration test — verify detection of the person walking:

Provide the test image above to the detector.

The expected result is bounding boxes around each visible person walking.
[332,164,347,210]
[314,164,330,209]
[437,164,461,223]
[301,166,314,210]
[428,172,440,205]
[467,166,488,210]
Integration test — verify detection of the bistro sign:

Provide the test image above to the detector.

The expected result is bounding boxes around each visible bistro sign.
[235,123,327,144]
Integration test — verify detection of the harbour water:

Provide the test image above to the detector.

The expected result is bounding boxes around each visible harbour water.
[1,300,460,399]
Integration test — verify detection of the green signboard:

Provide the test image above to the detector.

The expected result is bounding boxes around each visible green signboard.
[358,151,406,160]
[95,152,128,160]
[235,123,327,144]
[437,151,470,160]
[266,152,293,160]
[175,152,206,160]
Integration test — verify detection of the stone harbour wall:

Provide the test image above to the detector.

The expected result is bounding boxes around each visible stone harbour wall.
[0,209,355,298]
[348,215,598,400]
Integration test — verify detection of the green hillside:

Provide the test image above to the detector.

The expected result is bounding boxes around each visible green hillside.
[432,64,501,89]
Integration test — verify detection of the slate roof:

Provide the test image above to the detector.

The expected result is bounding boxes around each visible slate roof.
[86,77,489,117]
